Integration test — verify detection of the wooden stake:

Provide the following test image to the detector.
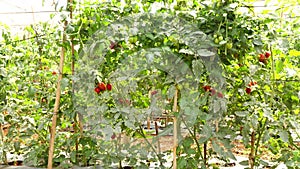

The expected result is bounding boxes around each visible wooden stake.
[172,87,178,169]
[147,116,151,130]
[215,120,219,132]
[47,5,68,168]
[147,90,151,130]
[173,117,177,169]
[155,121,161,154]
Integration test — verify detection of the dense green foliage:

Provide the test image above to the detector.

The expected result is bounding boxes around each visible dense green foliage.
[0,0,299,168]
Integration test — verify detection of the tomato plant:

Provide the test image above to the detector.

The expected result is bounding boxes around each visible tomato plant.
[0,0,299,169]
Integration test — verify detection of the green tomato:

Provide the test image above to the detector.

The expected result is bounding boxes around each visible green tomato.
[129,36,138,44]
[173,5,179,10]
[226,42,233,49]
[169,36,178,44]
[49,88,55,93]
[218,36,223,41]
[213,34,218,38]
[214,38,219,44]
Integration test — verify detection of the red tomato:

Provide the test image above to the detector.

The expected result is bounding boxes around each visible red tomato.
[265,51,271,58]
[94,87,101,94]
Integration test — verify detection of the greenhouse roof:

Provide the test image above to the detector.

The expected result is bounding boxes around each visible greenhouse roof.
[0,0,66,34]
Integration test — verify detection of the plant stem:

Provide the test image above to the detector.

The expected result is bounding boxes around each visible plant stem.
[249,118,268,169]
[290,141,300,151]
[249,131,255,169]
[217,21,223,33]
[182,120,204,161]
[204,142,207,167]
[138,125,163,165]
[254,118,267,158]
[118,160,122,169]
[192,124,200,159]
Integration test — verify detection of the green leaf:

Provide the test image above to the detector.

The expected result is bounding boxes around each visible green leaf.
[178,157,187,168]
[197,49,215,57]
[262,130,271,142]
[28,86,36,98]
[199,124,213,143]
[259,159,269,166]
[253,38,263,45]
[146,33,155,40]
[167,85,176,100]
[0,114,4,123]
[182,137,194,148]
[289,49,300,56]
[235,111,249,117]
[250,115,259,128]
[279,130,289,142]
[192,59,204,81]
[212,140,223,155]
[226,151,237,161]
[0,67,7,77]
[179,48,194,55]
[60,78,69,91]
[275,60,284,73]
[125,119,135,129]
[239,160,249,166]
[157,125,173,137]
[213,100,221,113]
[291,95,299,102]
[14,141,21,152]
[242,124,250,145]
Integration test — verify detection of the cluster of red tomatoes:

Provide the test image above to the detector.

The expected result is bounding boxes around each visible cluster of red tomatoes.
[94,82,112,94]
[202,85,224,98]
[245,81,257,94]
[258,51,271,64]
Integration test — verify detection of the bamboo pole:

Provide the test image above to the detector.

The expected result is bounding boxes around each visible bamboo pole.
[172,87,178,169]
[147,90,151,130]
[155,121,161,154]
[47,2,68,168]
[215,120,219,132]
[147,116,151,130]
